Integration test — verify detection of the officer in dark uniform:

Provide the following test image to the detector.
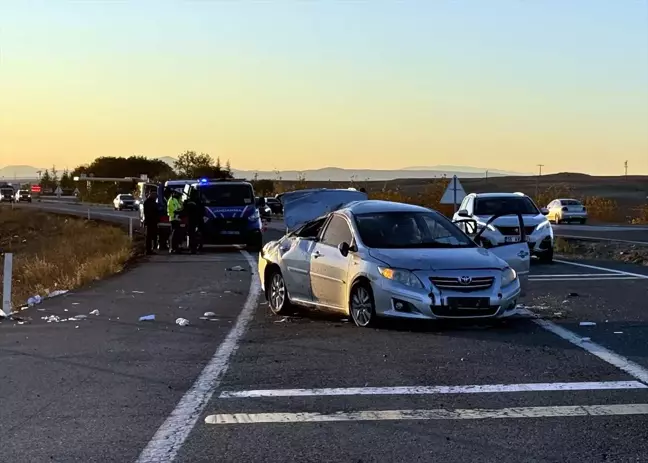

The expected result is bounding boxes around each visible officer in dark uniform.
[183,189,204,254]
[142,190,159,255]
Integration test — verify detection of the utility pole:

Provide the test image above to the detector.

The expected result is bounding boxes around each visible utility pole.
[624,160,628,178]
[485,170,489,182]
[535,164,544,199]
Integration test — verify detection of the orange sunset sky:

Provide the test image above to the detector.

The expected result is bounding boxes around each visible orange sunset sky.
[1,1,647,175]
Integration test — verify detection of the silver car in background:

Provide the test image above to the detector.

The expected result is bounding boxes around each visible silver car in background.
[259,190,530,327]
[546,198,588,224]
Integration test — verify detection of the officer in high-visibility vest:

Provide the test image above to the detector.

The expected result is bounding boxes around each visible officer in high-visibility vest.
[167,190,183,253]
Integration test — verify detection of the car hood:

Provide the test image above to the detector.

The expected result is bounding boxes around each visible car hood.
[283,188,368,232]
[368,247,506,271]
[476,214,547,227]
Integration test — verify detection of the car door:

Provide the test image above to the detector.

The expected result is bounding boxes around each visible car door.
[280,217,327,302]
[310,214,354,309]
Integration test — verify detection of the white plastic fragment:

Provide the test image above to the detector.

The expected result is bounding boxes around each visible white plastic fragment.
[89,310,100,316]
[48,290,68,298]
[132,290,145,294]
[75,314,87,319]
[204,312,216,317]
[139,314,155,321]
[0,308,6,318]
[175,318,190,326]
[579,322,596,326]
[580,337,591,342]
[227,265,246,272]
[614,331,624,334]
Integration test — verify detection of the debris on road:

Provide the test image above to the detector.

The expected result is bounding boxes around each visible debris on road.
[226,265,246,272]
[89,310,100,316]
[568,292,580,298]
[580,337,591,342]
[132,290,145,294]
[176,318,190,326]
[579,322,596,326]
[27,295,42,306]
[139,314,155,321]
[47,290,68,298]
[42,315,61,323]
[614,331,624,334]
[204,312,216,317]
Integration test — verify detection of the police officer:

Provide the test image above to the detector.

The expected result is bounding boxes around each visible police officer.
[167,190,183,253]
[183,189,204,254]
[142,190,159,255]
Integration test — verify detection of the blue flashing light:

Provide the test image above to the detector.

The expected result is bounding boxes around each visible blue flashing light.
[199,178,208,183]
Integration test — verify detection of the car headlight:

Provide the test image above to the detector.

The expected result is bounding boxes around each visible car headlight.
[477,222,497,232]
[249,210,260,221]
[536,220,551,231]
[501,267,517,286]
[378,267,424,289]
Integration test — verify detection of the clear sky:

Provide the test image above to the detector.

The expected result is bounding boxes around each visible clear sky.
[1,1,647,175]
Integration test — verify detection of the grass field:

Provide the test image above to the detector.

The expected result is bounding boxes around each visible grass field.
[0,207,133,312]
[271,173,648,223]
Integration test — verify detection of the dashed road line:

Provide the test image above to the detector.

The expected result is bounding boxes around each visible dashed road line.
[135,250,261,463]
[219,381,647,398]
[554,259,648,279]
[205,404,648,424]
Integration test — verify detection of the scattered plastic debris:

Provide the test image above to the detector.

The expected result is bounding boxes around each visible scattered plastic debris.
[48,290,68,298]
[139,314,155,321]
[341,318,349,322]
[580,337,591,342]
[132,291,145,294]
[224,291,232,294]
[614,331,624,334]
[89,310,100,316]
[227,266,246,272]
[579,322,596,326]
[204,312,216,317]
[42,315,61,323]
[75,326,79,329]
[27,295,43,307]
[199,316,219,321]
[72,303,80,306]
[75,314,87,319]
[176,318,190,326]
[0,308,6,319]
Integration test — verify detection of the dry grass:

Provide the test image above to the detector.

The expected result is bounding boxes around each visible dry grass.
[0,207,133,311]
[554,237,648,266]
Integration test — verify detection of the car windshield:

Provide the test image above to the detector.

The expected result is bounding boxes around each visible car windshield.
[1,189,12,194]
[474,196,539,216]
[199,184,254,207]
[19,190,29,194]
[562,200,582,206]
[120,194,134,200]
[354,211,476,249]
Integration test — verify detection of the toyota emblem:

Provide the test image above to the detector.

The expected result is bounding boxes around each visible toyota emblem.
[458,276,472,285]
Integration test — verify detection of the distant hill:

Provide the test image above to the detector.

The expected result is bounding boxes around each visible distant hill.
[0,165,42,179]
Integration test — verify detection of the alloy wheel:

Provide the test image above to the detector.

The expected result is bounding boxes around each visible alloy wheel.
[269,273,286,313]
[351,286,374,327]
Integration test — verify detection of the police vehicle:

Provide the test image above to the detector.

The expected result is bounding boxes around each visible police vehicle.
[183,178,264,251]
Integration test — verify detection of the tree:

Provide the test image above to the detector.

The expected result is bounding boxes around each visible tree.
[40,169,55,191]
[51,165,59,187]
[174,151,214,178]
[59,169,75,189]
[72,155,175,181]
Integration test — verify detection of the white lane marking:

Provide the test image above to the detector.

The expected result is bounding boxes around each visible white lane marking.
[524,311,648,384]
[136,250,261,463]
[558,234,648,246]
[219,381,647,398]
[205,403,648,424]
[555,259,648,279]
[530,276,640,282]
[531,273,630,278]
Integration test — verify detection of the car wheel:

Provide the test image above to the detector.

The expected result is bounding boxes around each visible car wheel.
[349,282,376,328]
[267,269,292,315]
[538,247,554,264]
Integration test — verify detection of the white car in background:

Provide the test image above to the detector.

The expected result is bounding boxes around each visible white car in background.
[452,192,554,263]
[113,193,137,211]
[546,198,588,224]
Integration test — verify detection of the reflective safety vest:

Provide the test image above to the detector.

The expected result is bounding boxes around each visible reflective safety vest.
[167,197,182,221]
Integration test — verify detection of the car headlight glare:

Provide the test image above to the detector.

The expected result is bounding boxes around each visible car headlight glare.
[378,267,424,289]
[501,267,517,286]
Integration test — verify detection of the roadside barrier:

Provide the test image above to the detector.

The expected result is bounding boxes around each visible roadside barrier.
[2,253,12,316]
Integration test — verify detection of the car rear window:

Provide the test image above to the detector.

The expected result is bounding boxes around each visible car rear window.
[561,200,582,206]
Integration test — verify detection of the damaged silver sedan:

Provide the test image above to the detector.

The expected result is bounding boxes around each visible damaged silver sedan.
[258,189,530,327]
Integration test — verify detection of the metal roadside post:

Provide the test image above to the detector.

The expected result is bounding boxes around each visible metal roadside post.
[2,253,13,317]
[87,208,90,220]
[129,217,133,240]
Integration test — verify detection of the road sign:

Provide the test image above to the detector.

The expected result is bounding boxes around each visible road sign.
[439,175,466,211]
[73,187,80,196]
[30,185,42,193]
[55,186,62,197]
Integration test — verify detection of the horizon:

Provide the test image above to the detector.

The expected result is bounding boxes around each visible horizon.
[2,2,647,175]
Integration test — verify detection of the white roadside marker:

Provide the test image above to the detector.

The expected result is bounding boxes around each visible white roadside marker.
[136,251,261,463]
[205,404,648,425]
[219,381,647,399]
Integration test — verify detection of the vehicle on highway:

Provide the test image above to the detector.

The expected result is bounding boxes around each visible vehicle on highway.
[258,199,273,221]
[259,189,530,327]
[452,192,554,263]
[182,178,265,251]
[546,198,588,224]
[0,186,15,202]
[14,189,31,202]
[265,196,283,214]
[113,193,137,210]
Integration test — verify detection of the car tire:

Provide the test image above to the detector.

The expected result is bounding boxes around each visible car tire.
[538,247,554,264]
[349,282,377,328]
[267,269,293,315]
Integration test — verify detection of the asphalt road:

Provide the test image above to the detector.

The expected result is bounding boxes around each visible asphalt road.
[554,224,648,244]
[2,202,648,462]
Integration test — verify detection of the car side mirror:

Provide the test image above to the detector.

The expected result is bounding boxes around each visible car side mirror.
[457,209,470,218]
[540,207,549,215]
[338,241,350,257]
